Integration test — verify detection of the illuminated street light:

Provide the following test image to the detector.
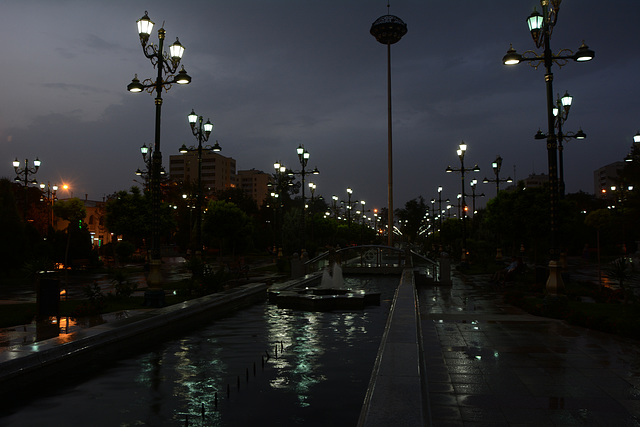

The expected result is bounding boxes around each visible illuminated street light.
[503,0,594,297]
[534,92,586,198]
[483,155,512,195]
[446,141,480,262]
[127,11,191,287]
[13,157,41,220]
[179,109,214,256]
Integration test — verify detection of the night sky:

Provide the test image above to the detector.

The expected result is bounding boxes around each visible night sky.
[1,0,638,212]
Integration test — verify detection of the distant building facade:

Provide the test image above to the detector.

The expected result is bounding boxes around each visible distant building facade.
[593,161,625,198]
[237,169,271,206]
[521,173,549,189]
[169,150,237,193]
[54,197,113,248]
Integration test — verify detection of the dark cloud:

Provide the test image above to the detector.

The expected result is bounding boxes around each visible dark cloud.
[0,0,638,211]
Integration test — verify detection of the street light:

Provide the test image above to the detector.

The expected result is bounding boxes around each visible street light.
[136,143,166,189]
[345,187,358,228]
[446,141,480,262]
[370,7,407,248]
[503,0,594,297]
[483,155,512,195]
[534,92,586,198]
[13,157,41,220]
[469,180,485,214]
[179,109,214,256]
[40,182,58,227]
[332,195,339,219]
[288,144,319,251]
[127,11,191,286]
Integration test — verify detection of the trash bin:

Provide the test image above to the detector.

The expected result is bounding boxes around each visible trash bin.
[37,273,60,319]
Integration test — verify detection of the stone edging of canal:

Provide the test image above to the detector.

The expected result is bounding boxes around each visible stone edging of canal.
[0,282,268,402]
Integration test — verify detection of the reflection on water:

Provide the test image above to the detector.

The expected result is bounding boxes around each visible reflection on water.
[1,276,399,427]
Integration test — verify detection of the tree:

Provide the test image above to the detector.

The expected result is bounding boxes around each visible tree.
[53,198,88,268]
[585,208,611,289]
[483,185,549,261]
[395,197,428,244]
[202,200,253,257]
[0,179,26,274]
[104,187,150,246]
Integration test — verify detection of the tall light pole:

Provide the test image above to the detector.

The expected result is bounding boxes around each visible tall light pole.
[127,11,191,286]
[370,7,407,247]
[503,0,594,296]
[446,142,480,262]
[437,186,443,232]
[136,143,166,190]
[181,110,214,256]
[534,92,586,198]
[40,182,58,227]
[13,158,41,220]
[469,180,484,215]
[483,155,513,195]
[288,144,319,251]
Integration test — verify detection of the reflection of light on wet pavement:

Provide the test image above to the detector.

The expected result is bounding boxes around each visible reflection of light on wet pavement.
[419,273,640,425]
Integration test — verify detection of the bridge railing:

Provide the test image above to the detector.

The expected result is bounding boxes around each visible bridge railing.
[305,245,439,279]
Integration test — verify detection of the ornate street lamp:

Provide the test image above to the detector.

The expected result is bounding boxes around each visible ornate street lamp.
[483,155,513,195]
[176,110,214,256]
[332,195,339,219]
[446,142,480,262]
[534,92,586,198]
[127,11,191,286]
[469,180,485,215]
[503,0,594,297]
[13,157,41,220]
[345,187,357,228]
[136,143,166,189]
[287,145,319,251]
[371,7,407,247]
[40,182,58,227]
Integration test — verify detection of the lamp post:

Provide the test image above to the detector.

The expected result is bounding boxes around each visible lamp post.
[127,11,191,286]
[13,158,41,220]
[180,110,214,256]
[287,145,319,251]
[270,161,291,252]
[345,187,358,229]
[483,155,513,195]
[136,143,165,190]
[446,142,480,262]
[370,7,407,248]
[534,92,586,198]
[40,182,58,227]
[332,195,339,219]
[469,180,484,215]
[503,0,594,296]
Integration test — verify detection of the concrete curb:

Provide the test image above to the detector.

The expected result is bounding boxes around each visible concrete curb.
[358,268,425,426]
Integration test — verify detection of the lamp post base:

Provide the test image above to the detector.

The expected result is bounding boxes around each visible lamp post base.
[147,259,163,287]
[545,260,564,295]
[543,260,567,317]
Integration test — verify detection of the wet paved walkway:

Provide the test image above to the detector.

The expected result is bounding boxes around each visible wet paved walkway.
[419,273,640,426]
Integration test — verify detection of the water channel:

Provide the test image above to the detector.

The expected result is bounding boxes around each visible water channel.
[1,275,400,426]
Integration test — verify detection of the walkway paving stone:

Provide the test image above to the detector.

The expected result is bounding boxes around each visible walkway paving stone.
[418,273,640,426]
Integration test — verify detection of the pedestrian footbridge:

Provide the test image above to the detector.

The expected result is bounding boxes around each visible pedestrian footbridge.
[304,245,443,282]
